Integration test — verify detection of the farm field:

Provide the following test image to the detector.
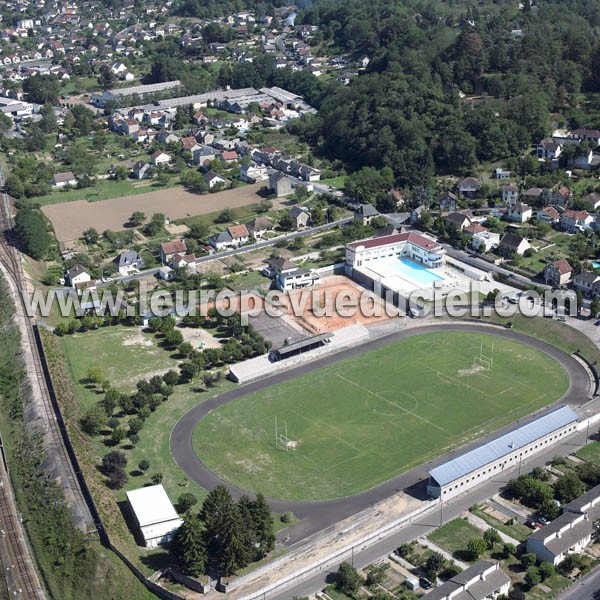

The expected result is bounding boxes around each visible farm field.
[193,331,569,501]
[42,182,264,242]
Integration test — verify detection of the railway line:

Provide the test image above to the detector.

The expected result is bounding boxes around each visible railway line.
[0,170,93,597]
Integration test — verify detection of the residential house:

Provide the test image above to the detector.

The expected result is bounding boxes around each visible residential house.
[203,170,228,189]
[158,266,174,281]
[52,171,77,188]
[506,202,533,223]
[66,264,91,288]
[240,162,268,183]
[192,146,217,167]
[156,129,179,145]
[560,209,593,232]
[581,192,600,211]
[537,206,561,225]
[289,206,311,228]
[246,217,273,240]
[522,187,545,205]
[269,172,294,197]
[425,560,510,600]
[171,253,197,273]
[439,191,458,213]
[551,187,572,207]
[537,137,563,161]
[275,267,321,292]
[114,250,144,276]
[457,177,482,197]
[494,168,512,179]
[471,230,501,252]
[150,150,171,166]
[180,136,200,154]
[265,257,297,279]
[573,271,600,297]
[527,511,594,566]
[445,212,472,231]
[132,161,151,179]
[160,239,187,265]
[208,224,250,250]
[501,184,519,205]
[544,259,573,287]
[499,233,530,256]
[354,204,379,226]
[570,128,600,146]
[220,150,239,164]
[463,222,487,236]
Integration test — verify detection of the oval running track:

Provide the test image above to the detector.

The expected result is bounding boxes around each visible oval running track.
[170,322,590,544]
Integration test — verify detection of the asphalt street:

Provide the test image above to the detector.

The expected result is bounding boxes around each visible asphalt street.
[270,424,593,600]
[170,322,590,546]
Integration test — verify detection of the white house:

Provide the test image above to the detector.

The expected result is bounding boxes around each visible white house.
[506,202,533,223]
[471,230,500,252]
[126,485,183,548]
[240,162,269,183]
[501,183,519,205]
[160,239,187,264]
[426,561,510,600]
[573,271,600,297]
[66,264,91,288]
[276,267,321,291]
[498,232,530,256]
[52,171,77,188]
[151,150,171,166]
[560,209,593,233]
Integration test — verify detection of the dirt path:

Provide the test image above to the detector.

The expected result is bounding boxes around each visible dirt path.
[42,183,264,242]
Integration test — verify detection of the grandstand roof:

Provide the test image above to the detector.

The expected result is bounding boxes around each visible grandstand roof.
[276,332,333,357]
[429,406,578,487]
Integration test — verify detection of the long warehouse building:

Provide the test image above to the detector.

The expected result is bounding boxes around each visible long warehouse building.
[427,406,578,501]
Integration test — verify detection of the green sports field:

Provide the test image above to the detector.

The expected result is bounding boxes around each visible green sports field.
[193,332,569,501]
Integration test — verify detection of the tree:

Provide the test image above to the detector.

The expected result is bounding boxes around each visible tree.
[163,370,180,386]
[138,459,150,473]
[521,553,537,567]
[424,551,444,581]
[81,405,107,436]
[250,493,275,558]
[39,103,57,133]
[14,207,50,259]
[172,514,206,575]
[87,366,105,385]
[539,562,555,581]
[466,537,487,560]
[151,472,163,484]
[215,208,236,223]
[164,329,184,349]
[525,566,541,587]
[177,493,198,513]
[5,175,24,199]
[101,451,128,489]
[336,562,364,596]
[129,211,146,226]
[483,528,501,550]
[69,105,95,136]
[591,298,600,319]
[554,472,585,504]
[83,227,99,244]
[111,427,126,445]
[201,485,249,575]
[102,389,120,416]
[145,213,166,236]
[23,74,60,104]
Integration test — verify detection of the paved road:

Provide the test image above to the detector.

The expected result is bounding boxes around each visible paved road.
[170,322,590,545]
[271,423,594,600]
[558,568,600,600]
[103,216,352,285]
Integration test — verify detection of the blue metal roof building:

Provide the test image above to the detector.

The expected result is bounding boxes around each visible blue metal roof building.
[428,406,578,491]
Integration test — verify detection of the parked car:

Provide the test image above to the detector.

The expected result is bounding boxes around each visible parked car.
[419,578,432,589]
[538,517,549,525]
[525,519,543,530]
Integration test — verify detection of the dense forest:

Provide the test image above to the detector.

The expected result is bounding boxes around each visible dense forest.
[286,0,600,186]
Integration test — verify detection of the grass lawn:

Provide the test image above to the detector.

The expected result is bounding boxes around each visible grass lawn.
[31,178,179,206]
[428,518,483,558]
[320,175,347,189]
[60,326,177,410]
[471,507,531,542]
[193,331,568,501]
[483,312,600,365]
[527,571,570,599]
[575,440,600,464]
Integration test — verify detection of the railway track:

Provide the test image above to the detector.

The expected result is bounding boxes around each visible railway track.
[0,172,93,597]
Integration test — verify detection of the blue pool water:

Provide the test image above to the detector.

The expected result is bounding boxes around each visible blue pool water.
[379,258,445,285]
[593,261,600,269]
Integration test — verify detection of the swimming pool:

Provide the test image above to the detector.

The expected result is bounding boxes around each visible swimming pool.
[593,261,600,269]
[377,257,445,285]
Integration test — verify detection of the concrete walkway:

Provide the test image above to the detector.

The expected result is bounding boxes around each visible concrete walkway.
[464,512,520,546]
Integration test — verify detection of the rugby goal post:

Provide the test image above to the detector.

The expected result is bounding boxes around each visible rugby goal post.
[473,339,494,370]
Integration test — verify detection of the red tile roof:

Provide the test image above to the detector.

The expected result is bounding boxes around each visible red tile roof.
[348,232,442,252]
[161,239,187,255]
[553,259,572,275]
